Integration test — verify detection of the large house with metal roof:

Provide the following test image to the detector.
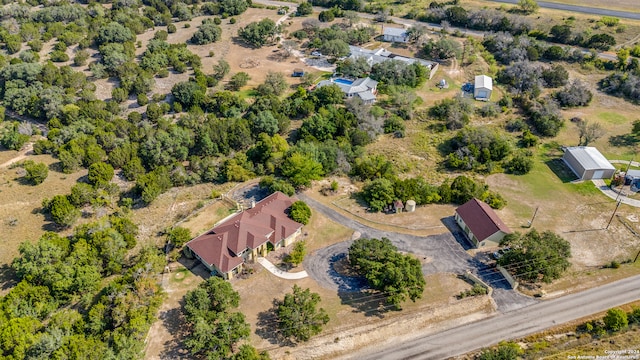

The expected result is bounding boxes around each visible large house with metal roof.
[185,192,303,279]
[455,198,512,248]
[347,46,439,79]
[562,146,616,180]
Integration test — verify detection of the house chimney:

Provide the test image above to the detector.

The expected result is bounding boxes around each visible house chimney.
[251,200,256,208]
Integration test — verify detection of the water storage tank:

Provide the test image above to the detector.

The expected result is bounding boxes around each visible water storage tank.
[406,200,416,212]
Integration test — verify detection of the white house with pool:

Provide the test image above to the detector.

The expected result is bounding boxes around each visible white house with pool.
[315,77,378,104]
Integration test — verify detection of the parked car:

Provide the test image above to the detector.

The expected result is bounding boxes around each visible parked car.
[492,247,511,260]
[311,51,322,56]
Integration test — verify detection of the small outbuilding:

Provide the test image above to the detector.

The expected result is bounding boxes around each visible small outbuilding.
[455,198,511,248]
[562,146,616,180]
[383,27,408,43]
[292,68,305,77]
[405,200,416,212]
[474,75,492,101]
[393,200,404,213]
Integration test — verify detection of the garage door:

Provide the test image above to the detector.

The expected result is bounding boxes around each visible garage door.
[593,170,604,179]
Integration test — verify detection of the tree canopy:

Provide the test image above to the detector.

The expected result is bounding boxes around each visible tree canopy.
[183,277,265,359]
[274,285,329,342]
[497,229,571,283]
[348,237,425,309]
[238,19,279,48]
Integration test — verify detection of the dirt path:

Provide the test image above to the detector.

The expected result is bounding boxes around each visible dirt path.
[144,263,205,360]
[0,143,33,168]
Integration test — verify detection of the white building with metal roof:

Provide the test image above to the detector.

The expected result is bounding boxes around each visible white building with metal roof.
[474,75,493,101]
[383,27,408,43]
[562,146,616,180]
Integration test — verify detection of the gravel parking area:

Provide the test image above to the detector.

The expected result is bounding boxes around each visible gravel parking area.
[299,193,538,312]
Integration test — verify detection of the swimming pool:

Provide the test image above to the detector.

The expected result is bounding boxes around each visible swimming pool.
[333,78,354,85]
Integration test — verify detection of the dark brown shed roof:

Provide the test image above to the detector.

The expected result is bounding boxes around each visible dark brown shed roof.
[455,198,511,242]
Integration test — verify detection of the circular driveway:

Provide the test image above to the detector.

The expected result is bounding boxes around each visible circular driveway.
[299,194,538,312]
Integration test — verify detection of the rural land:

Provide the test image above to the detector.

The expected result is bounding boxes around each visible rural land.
[0,0,640,359]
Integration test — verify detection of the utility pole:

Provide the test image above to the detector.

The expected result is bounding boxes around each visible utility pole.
[606,200,622,230]
[614,158,634,201]
[527,206,539,228]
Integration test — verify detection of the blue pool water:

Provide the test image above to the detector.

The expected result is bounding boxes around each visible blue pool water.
[334,78,354,85]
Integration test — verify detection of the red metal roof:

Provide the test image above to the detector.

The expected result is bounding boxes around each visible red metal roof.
[187,192,303,273]
[455,198,511,242]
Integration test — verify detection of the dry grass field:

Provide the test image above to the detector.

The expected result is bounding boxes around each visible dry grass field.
[540,0,640,13]
[0,153,86,267]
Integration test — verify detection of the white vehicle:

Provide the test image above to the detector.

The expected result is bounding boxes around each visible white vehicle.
[311,51,322,56]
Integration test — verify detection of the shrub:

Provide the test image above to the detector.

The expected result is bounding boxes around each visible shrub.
[603,308,628,331]
[505,151,534,175]
[137,93,149,106]
[50,50,69,62]
[167,226,192,248]
[289,200,311,225]
[23,161,49,185]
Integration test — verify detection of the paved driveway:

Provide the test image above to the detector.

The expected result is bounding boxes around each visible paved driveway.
[299,194,537,312]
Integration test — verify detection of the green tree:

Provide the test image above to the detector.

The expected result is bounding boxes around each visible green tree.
[96,22,134,45]
[191,23,222,45]
[23,160,49,185]
[233,345,271,360]
[319,39,350,58]
[604,308,628,332]
[289,201,311,225]
[87,162,114,186]
[1,122,30,150]
[362,178,395,212]
[48,195,80,228]
[297,2,313,16]
[498,229,571,283]
[349,237,425,309]
[275,285,329,342]
[227,72,251,91]
[256,71,288,96]
[238,18,279,48]
[286,241,306,266]
[259,176,295,196]
[518,0,539,14]
[183,277,251,359]
[422,37,461,60]
[213,59,231,80]
[172,80,206,109]
[281,152,323,188]
[167,226,192,248]
[220,0,249,15]
[505,151,534,175]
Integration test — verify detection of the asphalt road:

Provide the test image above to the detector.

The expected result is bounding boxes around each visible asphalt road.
[255,0,623,62]
[349,274,640,360]
[489,0,640,20]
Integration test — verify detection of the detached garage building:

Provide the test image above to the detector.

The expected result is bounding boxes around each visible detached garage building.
[562,146,615,180]
[455,198,511,248]
[474,75,492,101]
